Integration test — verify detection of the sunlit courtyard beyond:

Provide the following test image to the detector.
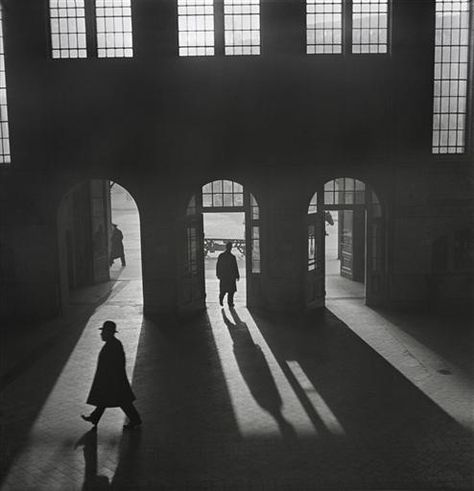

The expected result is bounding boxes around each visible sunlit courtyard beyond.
[204,212,246,305]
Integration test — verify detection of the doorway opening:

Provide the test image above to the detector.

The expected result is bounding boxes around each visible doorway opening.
[109,182,142,282]
[203,212,246,305]
[325,209,366,300]
[57,180,142,310]
[306,178,385,309]
[181,180,261,315]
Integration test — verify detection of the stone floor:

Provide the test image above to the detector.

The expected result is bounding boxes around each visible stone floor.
[1,208,473,491]
[3,213,472,490]
[1,269,473,490]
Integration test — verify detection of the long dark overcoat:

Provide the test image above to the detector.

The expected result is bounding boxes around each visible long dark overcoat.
[216,251,240,294]
[87,337,135,407]
[110,228,124,260]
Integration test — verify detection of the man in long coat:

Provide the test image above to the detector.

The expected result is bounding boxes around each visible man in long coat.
[216,242,240,307]
[110,224,126,266]
[81,321,141,429]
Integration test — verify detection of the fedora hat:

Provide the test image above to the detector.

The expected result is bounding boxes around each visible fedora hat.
[99,321,117,333]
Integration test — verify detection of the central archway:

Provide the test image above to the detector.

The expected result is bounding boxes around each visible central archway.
[179,180,262,315]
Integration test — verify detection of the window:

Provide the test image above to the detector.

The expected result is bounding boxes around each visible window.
[308,224,316,271]
[307,193,318,271]
[96,0,133,58]
[202,180,244,208]
[324,178,365,205]
[352,0,388,54]
[50,0,87,59]
[178,0,215,56]
[250,194,260,273]
[224,0,260,55]
[0,7,10,164]
[308,192,318,214]
[432,0,471,154]
[306,0,343,54]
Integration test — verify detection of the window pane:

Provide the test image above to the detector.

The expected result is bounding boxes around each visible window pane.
[308,192,318,214]
[0,7,10,164]
[352,0,388,54]
[306,0,343,55]
[202,180,246,209]
[432,0,470,154]
[96,0,133,58]
[50,0,88,58]
[224,0,260,56]
[178,0,215,56]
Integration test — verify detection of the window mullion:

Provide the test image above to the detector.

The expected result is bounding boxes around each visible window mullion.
[344,0,353,54]
[214,0,225,55]
[85,0,97,57]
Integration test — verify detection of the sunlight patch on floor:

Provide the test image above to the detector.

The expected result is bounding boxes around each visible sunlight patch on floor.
[286,361,345,435]
[207,305,317,438]
[1,286,143,491]
[327,298,474,433]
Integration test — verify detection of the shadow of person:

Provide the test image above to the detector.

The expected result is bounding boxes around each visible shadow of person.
[222,308,297,442]
[111,423,143,488]
[75,428,110,490]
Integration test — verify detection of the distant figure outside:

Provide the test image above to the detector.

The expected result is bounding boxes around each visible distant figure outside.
[81,321,141,430]
[216,242,240,307]
[110,223,126,267]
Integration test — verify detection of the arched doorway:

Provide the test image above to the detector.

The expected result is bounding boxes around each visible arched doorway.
[57,180,142,310]
[180,180,261,315]
[306,177,386,310]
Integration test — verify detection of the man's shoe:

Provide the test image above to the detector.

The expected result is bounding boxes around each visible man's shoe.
[123,421,142,430]
[81,415,97,426]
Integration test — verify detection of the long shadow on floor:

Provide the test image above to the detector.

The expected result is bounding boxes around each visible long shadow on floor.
[111,315,242,489]
[248,307,474,488]
[0,280,125,486]
[108,307,473,490]
[223,308,296,442]
[75,428,111,490]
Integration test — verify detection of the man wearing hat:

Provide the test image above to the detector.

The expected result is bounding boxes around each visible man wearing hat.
[81,321,141,429]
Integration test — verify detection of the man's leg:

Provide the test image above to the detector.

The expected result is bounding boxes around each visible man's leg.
[120,252,126,267]
[82,406,106,425]
[228,292,235,307]
[219,292,224,306]
[121,403,142,426]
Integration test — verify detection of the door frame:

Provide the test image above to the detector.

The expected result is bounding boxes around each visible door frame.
[306,178,387,309]
[180,180,263,311]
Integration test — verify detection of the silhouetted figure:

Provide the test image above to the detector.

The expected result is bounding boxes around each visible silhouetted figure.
[82,321,141,430]
[216,242,240,307]
[110,224,126,267]
[75,428,110,490]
